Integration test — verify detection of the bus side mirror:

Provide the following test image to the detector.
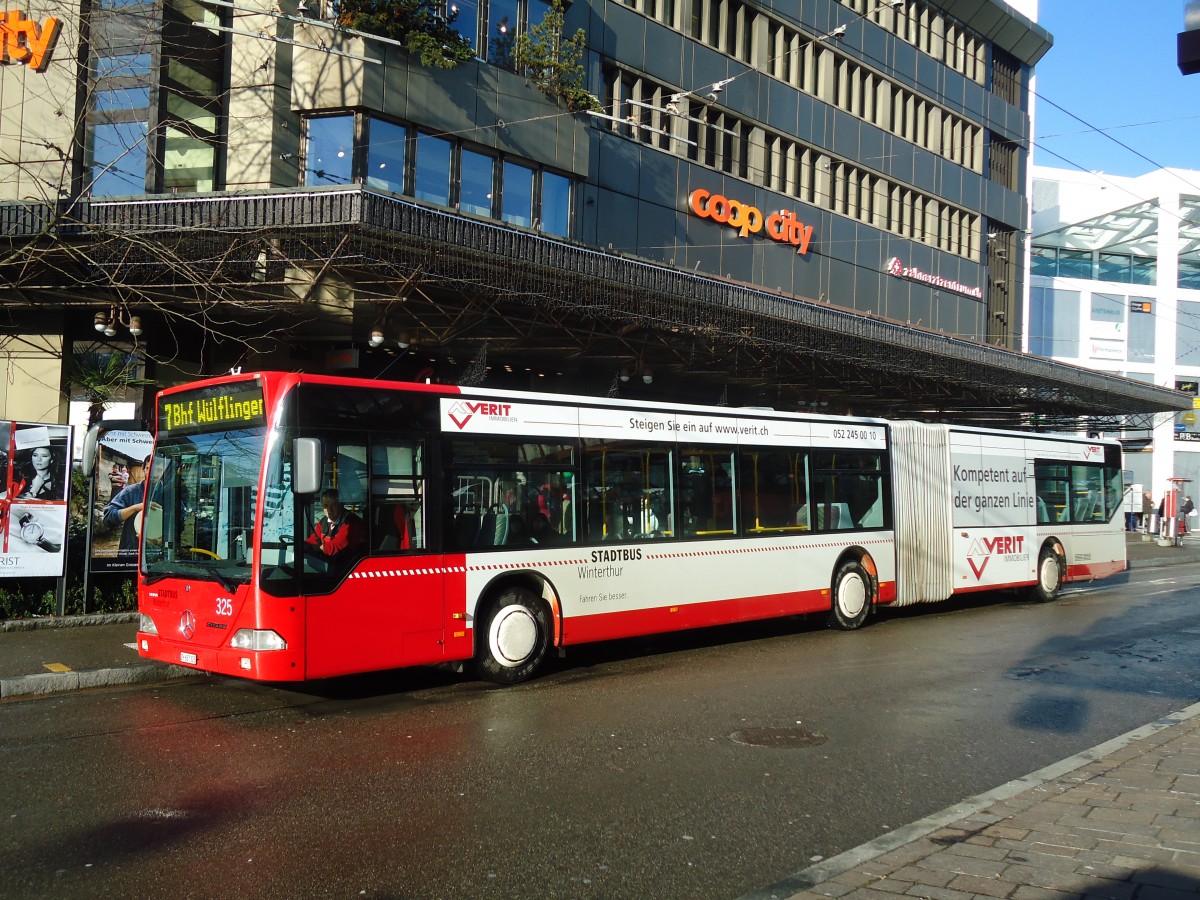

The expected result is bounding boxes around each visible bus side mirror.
[81,426,101,476]
[80,419,145,476]
[293,437,323,495]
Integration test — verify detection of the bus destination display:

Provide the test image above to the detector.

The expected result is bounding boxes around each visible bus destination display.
[159,383,266,435]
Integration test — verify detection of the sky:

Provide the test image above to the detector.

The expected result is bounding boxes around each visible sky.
[1033,0,1200,177]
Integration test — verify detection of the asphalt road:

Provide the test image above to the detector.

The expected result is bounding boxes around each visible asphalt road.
[3,562,1200,900]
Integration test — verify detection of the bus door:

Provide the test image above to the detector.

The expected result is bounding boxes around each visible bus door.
[299,436,443,677]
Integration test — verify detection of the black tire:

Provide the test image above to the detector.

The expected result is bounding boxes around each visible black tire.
[476,587,551,684]
[828,559,873,630]
[1030,546,1063,603]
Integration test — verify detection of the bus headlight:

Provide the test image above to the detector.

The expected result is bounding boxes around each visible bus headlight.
[138,613,158,635]
[229,629,287,651]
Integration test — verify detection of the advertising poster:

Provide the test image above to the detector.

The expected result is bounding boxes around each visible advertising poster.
[1,422,73,578]
[89,428,154,573]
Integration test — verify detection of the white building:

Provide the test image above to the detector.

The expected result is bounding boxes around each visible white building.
[1029,165,1200,501]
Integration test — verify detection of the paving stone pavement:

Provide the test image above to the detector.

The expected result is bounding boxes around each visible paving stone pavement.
[757,703,1200,900]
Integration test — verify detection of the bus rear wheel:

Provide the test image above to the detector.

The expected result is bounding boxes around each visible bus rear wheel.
[476,587,551,685]
[829,559,872,630]
[1030,547,1064,603]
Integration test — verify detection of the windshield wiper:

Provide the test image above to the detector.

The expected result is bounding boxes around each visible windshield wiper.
[143,560,248,592]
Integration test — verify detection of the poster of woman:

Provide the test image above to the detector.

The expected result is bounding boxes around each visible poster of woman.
[2,421,72,577]
[11,424,69,502]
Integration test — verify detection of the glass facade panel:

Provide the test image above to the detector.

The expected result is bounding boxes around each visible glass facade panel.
[540,170,571,236]
[1057,249,1092,279]
[1179,259,1200,291]
[1128,298,1155,363]
[95,54,151,77]
[163,124,216,192]
[448,0,479,51]
[1131,255,1156,285]
[1098,252,1130,283]
[459,149,494,216]
[94,87,151,111]
[1029,286,1080,358]
[305,115,354,186]
[487,0,519,66]
[90,121,149,196]
[414,133,453,205]
[501,161,534,227]
[366,117,407,193]
[1177,300,1200,365]
[1030,245,1057,277]
[527,0,550,28]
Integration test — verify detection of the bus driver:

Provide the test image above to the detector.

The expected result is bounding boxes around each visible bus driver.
[306,489,365,560]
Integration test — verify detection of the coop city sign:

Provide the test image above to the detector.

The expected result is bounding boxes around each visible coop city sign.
[688,189,813,254]
[0,10,60,71]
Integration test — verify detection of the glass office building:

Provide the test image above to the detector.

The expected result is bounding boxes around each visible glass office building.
[1030,165,1200,494]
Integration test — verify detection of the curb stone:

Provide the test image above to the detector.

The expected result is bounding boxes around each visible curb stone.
[0,663,198,699]
[0,612,137,633]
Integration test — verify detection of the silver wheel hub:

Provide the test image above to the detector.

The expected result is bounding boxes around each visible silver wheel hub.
[489,605,538,667]
[838,573,867,618]
[1041,556,1058,591]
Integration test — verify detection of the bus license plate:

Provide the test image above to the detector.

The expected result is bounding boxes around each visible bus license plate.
[180,652,198,665]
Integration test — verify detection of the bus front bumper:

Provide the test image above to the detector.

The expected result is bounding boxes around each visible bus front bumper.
[137,632,305,681]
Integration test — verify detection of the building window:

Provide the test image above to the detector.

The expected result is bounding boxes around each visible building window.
[448,0,480,48]
[445,0,551,63]
[1098,252,1131,283]
[305,115,355,186]
[459,149,495,216]
[1057,249,1092,280]
[1029,286,1080,358]
[988,135,1018,190]
[87,0,226,196]
[1030,245,1057,277]
[1180,259,1200,290]
[304,113,573,236]
[1131,255,1156,285]
[990,47,1023,107]
[540,171,571,237]
[414,132,453,205]
[501,161,535,226]
[89,122,150,196]
[366,117,406,193]
[1128,297,1155,363]
[485,0,520,65]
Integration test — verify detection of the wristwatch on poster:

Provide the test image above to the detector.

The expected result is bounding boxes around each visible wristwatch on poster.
[17,512,60,553]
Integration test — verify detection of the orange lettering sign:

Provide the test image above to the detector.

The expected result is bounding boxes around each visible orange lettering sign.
[1,10,61,71]
[689,189,813,254]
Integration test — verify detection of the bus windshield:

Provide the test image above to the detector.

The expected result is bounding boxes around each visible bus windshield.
[142,381,270,589]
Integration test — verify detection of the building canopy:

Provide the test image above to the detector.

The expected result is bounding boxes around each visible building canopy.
[2,189,1188,431]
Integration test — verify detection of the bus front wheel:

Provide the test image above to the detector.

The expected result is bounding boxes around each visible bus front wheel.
[476,587,551,685]
[1030,547,1064,603]
[829,559,872,630]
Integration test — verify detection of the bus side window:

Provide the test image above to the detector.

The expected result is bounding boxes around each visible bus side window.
[737,450,807,534]
[582,441,672,542]
[370,439,424,552]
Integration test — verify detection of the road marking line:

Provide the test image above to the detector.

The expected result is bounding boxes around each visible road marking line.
[42,663,71,673]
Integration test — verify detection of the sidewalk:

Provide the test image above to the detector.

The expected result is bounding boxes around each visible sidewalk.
[757,701,1200,900]
[0,614,197,699]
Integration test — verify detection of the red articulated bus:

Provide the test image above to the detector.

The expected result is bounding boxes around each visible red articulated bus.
[134,371,1126,684]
